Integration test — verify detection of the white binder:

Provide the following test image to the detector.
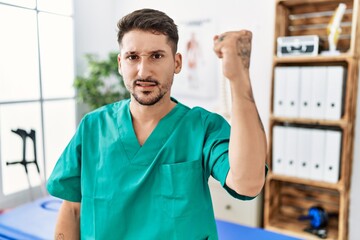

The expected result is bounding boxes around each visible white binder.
[310,129,326,181]
[311,67,327,119]
[325,66,345,120]
[284,67,301,118]
[323,130,342,183]
[284,127,298,176]
[272,126,286,175]
[273,67,287,117]
[296,127,312,179]
[299,67,313,119]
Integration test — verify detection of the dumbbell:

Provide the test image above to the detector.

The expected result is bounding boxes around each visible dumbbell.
[298,206,329,229]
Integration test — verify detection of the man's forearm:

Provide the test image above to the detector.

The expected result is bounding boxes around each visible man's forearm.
[213,30,267,197]
[55,201,80,240]
[226,77,267,197]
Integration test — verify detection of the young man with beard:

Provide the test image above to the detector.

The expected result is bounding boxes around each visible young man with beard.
[47,8,267,240]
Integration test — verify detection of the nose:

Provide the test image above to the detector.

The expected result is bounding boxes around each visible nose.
[137,58,152,79]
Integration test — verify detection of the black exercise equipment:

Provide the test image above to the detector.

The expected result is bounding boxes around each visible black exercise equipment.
[6,128,42,200]
[6,129,40,174]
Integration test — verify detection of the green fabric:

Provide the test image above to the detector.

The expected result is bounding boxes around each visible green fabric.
[47,98,257,240]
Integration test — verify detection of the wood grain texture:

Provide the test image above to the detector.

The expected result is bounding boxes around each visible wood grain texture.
[264,1,360,239]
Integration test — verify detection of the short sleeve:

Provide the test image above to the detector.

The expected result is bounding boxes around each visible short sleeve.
[46,117,85,202]
[202,112,265,201]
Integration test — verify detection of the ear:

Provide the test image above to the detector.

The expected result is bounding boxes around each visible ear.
[174,53,182,74]
[117,53,122,75]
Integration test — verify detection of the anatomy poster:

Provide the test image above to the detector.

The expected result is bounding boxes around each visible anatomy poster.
[173,19,218,99]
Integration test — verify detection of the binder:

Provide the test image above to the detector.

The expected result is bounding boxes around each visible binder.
[284,127,298,176]
[296,127,312,179]
[323,130,342,183]
[299,67,313,119]
[273,67,287,117]
[310,129,326,181]
[284,67,301,118]
[272,126,286,175]
[311,67,327,119]
[325,66,345,120]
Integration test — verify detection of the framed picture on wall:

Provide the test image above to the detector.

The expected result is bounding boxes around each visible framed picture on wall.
[173,19,218,99]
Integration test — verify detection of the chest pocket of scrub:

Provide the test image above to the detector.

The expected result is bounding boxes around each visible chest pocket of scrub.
[160,160,208,218]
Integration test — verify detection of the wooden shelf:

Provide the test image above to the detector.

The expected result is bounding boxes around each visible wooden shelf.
[264,1,360,239]
[265,180,341,239]
[273,0,358,55]
[267,172,342,191]
[266,215,338,240]
[277,0,354,8]
[270,115,349,128]
[274,54,353,64]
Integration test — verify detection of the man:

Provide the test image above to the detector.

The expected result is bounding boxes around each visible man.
[47,8,267,240]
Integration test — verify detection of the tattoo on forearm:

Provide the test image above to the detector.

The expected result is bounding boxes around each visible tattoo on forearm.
[236,33,252,69]
[56,233,65,240]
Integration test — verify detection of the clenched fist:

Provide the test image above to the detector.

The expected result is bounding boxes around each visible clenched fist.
[213,30,252,81]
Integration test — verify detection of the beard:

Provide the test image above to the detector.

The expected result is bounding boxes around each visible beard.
[130,78,171,106]
[132,90,166,106]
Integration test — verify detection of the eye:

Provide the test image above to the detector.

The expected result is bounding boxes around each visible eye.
[152,53,163,59]
[126,54,139,61]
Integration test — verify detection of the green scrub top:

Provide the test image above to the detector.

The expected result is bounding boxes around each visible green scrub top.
[47,98,255,240]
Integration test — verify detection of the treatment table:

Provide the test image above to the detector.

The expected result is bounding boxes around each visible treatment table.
[0,196,302,240]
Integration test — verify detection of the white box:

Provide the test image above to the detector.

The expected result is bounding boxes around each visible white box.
[325,66,345,120]
[273,67,287,117]
[299,67,314,119]
[272,126,287,175]
[277,35,321,57]
[311,67,327,119]
[284,127,298,176]
[284,67,301,118]
[310,129,326,181]
[323,130,342,183]
[296,127,312,179]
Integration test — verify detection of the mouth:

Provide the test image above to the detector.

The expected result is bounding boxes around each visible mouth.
[134,80,158,88]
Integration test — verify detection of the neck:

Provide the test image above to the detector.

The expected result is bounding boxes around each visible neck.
[129,96,176,123]
[129,96,177,146]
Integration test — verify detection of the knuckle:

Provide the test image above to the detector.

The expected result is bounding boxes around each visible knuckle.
[239,30,252,37]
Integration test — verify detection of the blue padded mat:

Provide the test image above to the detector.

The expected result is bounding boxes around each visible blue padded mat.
[0,196,302,240]
[216,219,303,240]
[0,196,61,240]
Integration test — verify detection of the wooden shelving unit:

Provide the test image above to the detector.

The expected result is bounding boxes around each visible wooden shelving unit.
[270,115,349,127]
[264,0,360,239]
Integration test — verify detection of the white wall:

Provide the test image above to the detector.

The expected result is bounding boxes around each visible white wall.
[111,0,274,227]
[73,0,274,141]
[73,0,274,227]
[74,0,119,72]
[73,0,360,237]
[73,0,121,119]
[114,0,274,128]
[349,70,360,239]
[74,0,275,130]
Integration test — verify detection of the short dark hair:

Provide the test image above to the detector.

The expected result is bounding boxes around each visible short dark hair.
[117,8,179,54]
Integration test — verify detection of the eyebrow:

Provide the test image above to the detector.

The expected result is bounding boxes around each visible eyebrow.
[124,50,167,55]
